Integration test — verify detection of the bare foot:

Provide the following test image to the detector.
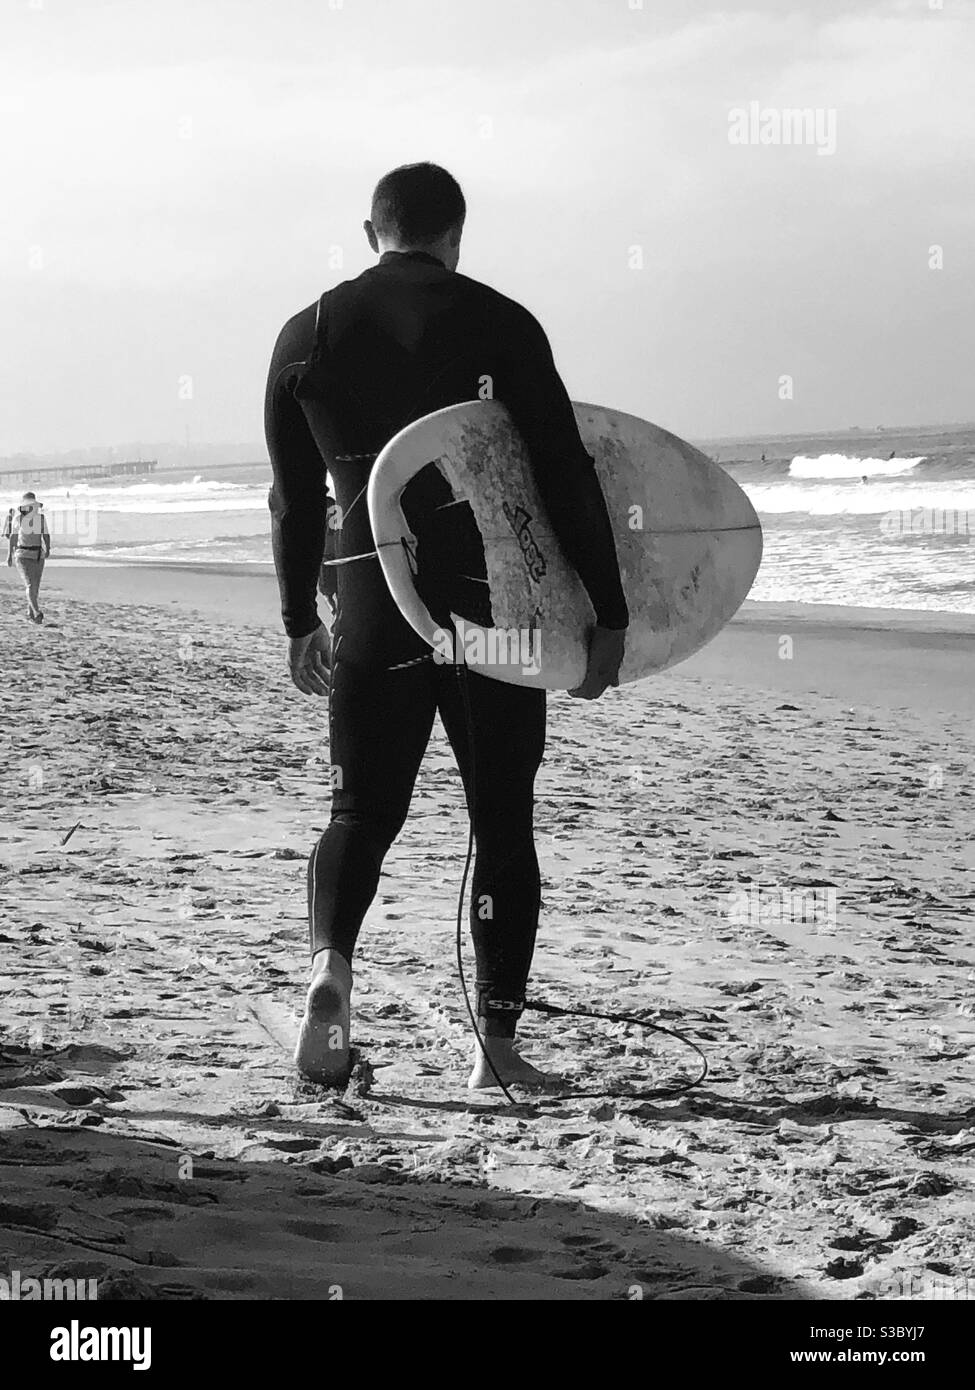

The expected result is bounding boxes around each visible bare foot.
[294,949,352,1086]
[467,1035,564,1091]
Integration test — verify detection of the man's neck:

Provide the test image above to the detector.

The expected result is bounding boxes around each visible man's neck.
[378,245,448,268]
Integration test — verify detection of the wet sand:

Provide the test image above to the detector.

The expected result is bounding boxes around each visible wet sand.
[39,559,975,713]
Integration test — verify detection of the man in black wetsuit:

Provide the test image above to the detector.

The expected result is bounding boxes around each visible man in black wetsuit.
[266,163,629,1089]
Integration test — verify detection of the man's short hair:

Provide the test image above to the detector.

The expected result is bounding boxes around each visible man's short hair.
[370,163,466,244]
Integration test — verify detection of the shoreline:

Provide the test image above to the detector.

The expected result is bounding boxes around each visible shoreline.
[23,558,975,716]
[35,554,975,632]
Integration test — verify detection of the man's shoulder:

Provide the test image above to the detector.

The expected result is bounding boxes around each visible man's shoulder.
[272,269,374,366]
[450,271,541,333]
[272,299,318,364]
[320,261,411,306]
[276,267,369,333]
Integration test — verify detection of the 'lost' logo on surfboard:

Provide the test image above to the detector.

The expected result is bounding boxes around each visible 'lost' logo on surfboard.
[502,503,547,583]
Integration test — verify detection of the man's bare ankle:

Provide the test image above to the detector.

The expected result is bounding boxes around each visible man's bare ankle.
[310,948,352,984]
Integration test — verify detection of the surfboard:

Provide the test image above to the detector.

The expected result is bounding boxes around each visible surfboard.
[366,400,763,690]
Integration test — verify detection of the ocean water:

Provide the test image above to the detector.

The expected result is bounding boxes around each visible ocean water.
[6,423,974,615]
[717,424,975,614]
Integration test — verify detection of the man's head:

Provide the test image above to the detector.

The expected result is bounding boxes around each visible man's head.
[364,162,465,271]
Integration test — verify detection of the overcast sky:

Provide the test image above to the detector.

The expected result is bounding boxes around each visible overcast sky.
[1,0,972,454]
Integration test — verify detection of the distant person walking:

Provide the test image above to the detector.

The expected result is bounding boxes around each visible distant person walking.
[4,492,51,622]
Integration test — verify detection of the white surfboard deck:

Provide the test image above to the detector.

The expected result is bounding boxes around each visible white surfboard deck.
[367,400,763,690]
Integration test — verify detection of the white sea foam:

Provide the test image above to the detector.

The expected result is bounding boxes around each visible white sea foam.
[7,475,257,507]
[15,478,267,515]
[746,483,975,516]
[789,453,925,479]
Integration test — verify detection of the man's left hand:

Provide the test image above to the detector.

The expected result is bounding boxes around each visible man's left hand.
[567,625,626,700]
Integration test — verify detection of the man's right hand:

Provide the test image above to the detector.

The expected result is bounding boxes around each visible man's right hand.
[288,624,332,697]
[567,625,627,700]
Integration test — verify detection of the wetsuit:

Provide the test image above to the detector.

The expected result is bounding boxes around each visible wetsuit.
[266,250,628,1035]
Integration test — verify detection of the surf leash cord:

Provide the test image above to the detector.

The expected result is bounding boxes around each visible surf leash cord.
[521,999,709,1096]
[452,639,709,1106]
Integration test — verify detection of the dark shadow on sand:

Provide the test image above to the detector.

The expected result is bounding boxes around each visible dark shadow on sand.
[0,1121,815,1301]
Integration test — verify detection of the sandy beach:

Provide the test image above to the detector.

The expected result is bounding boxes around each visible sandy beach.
[1,559,973,1300]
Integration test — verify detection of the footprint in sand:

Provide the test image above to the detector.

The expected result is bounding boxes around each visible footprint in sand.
[549,1260,609,1281]
[488,1246,541,1264]
[282,1219,350,1243]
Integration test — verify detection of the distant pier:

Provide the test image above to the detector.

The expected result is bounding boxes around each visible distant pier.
[0,460,158,489]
